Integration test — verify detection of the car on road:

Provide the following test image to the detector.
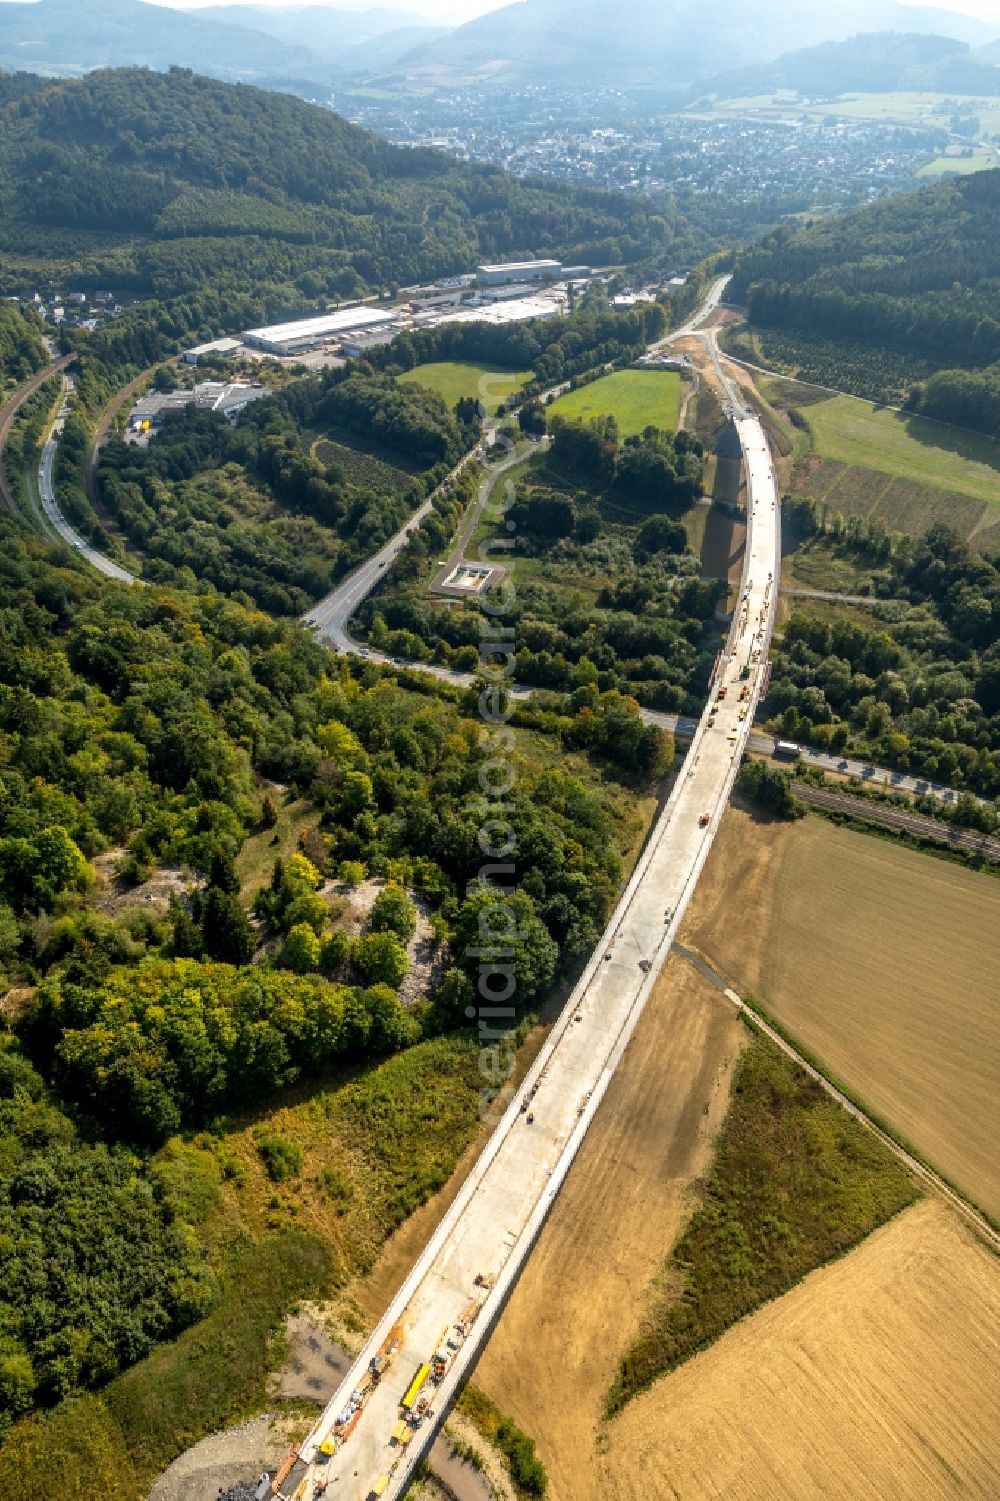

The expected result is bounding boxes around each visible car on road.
[698,812,711,827]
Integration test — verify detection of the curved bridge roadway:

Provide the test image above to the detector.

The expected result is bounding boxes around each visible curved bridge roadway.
[279,404,781,1498]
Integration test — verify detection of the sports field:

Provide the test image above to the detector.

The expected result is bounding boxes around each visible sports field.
[398,361,532,416]
[547,369,683,436]
[681,808,1000,1216]
[918,154,997,177]
[803,393,1000,509]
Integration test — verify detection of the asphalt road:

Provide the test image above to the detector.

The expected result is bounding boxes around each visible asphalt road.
[303,442,484,649]
[37,385,138,585]
[0,353,73,515]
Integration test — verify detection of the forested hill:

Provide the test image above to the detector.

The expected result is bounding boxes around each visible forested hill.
[695,32,1000,102]
[0,67,711,303]
[731,169,1000,372]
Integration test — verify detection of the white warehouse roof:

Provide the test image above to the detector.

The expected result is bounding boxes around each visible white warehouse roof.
[441,296,562,327]
[243,307,396,346]
[477,260,562,275]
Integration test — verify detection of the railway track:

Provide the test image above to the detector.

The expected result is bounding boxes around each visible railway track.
[0,355,73,515]
[793,782,1000,862]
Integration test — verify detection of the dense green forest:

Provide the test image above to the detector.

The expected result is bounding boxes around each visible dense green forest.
[0,509,664,1443]
[731,170,1000,417]
[906,361,1000,440]
[361,416,723,712]
[372,297,668,393]
[95,369,474,611]
[0,301,47,396]
[0,67,721,303]
[769,511,1000,796]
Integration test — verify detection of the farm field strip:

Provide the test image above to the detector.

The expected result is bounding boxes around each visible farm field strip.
[399,361,532,416]
[682,810,1000,1220]
[789,390,1000,508]
[599,1199,1000,1501]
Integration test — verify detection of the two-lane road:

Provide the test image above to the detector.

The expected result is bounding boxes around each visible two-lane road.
[37,385,138,585]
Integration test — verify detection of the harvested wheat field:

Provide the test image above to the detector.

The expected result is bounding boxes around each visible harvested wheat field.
[600,1199,1000,1501]
[681,807,1000,1217]
[475,955,746,1501]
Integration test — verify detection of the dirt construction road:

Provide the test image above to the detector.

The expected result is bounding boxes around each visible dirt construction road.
[475,955,746,1501]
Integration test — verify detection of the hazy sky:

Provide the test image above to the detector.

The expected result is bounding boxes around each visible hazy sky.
[157,0,503,20]
[1,0,996,24]
[151,0,1000,21]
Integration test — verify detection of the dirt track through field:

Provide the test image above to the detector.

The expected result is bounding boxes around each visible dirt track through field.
[600,1199,1000,1500]
[474,956,745,1501]
[681,807,1000,1217]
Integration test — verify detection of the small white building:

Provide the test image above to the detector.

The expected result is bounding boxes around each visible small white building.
[183,337,243,366]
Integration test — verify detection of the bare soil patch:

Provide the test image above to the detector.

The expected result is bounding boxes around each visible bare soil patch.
[600,1199,1000,1500]
[320,877,444,1008]
[681,807,1000,1217]
[268,1310,349,1403]
[473,956,746,1501]
[92,851,199,919]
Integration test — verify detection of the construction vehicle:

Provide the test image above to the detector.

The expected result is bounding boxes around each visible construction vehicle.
[391,1420,412,1448]
[401,1364,430,1412]
[366,1478,389,1500]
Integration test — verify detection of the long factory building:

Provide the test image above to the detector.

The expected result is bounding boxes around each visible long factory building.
[243,306,398,357]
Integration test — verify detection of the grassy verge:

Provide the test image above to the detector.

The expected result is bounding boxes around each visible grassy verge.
[235,794,318,899]
[0,1395,140,1501]
[605,1030,920,1416]
[105,1231,331,1490]
[457,1388,547,1499]
[0,1232,330,1501]
[740,996,999,1235]
[547,368,682,435]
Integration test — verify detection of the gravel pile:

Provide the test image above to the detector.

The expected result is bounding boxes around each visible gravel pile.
[217,1483,265,1501]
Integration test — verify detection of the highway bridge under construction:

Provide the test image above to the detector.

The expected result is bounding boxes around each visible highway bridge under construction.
[273,402,782,1501]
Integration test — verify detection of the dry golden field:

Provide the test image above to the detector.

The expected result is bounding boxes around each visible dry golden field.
[475,956,746,1501]
[600,1199,1000,1500]
[681,808,1000,1217]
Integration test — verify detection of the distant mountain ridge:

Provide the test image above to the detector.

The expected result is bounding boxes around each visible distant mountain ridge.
[0,0,444,90]
[393,0,996,86]
[693,32,1000,103]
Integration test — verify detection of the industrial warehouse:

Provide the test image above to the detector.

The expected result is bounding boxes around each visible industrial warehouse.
[178,262,599,367]
[243,306,399,357]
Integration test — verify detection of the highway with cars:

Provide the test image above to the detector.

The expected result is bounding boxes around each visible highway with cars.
[275,326,783,1501]
[37,379,139,584]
